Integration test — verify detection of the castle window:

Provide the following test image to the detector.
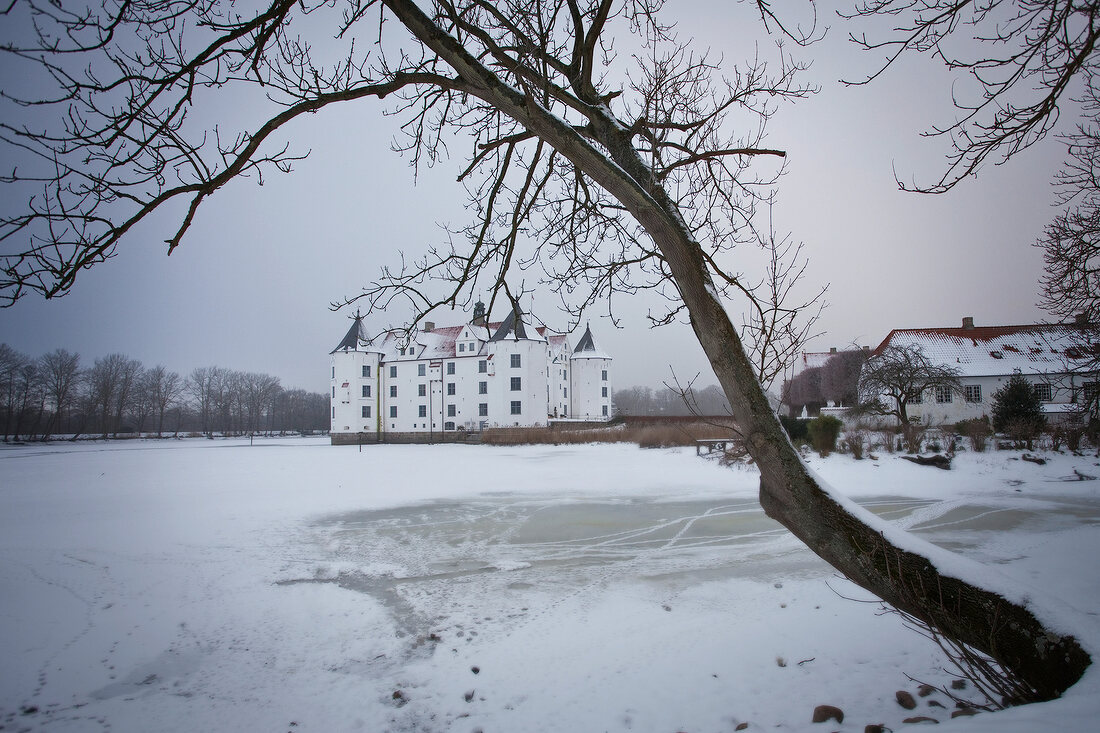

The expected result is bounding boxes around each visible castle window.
[332,386,335,398]
[418,363,426,377]
[602,405,608,416]
[479,360,487,373]
[447,362,456,375]
[447,383,456,396]
[332,366,335,378]
[479,381,487,394]
[511,377,522,391]
[362,365,370,378]
[418,384,426,397]
[602,387,608,398]
[362,385,370,398]
[390,385,397,398]
[389,406,397,418]
[511,354,522,368]
[602,369,607,381]
[459,343,465,353]
[389,366,397,378]
[419,405,427,418]
[510,400,522,415]
[362,406,371,418]
[445,421,455,431]
[479,403,488,416]
[447,404,456,417]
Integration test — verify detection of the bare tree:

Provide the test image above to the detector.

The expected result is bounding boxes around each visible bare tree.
[39,348,81,439]
[145,365,184,437]
[821,348,869,407]
[857,344,963,425]
[186,367,221,437]
[0,0,1088,699]
[0,344,29,441]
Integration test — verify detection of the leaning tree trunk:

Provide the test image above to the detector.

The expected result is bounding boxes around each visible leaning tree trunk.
[383,0,1090,702]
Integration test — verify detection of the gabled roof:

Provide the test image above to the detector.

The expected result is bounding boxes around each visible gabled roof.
[871,322,1099,377]
[330,314,373,353]
[571,324,611,360]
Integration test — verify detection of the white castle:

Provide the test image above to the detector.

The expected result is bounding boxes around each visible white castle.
[329,302,612,442]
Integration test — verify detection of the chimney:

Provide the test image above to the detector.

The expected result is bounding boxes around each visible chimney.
[423,321,434,332]
[962,316,974,330]
[863,345,870,351]
[1075,313,1089,325]
[829,347,837,354]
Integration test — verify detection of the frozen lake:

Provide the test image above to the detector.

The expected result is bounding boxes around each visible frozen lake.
[2,438,1099,732]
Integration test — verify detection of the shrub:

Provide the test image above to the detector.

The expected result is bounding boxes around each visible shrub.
[991,373,1046,448]
[902,419,927,454]
[807,415,843,457]
[779,414,809,442]
[843,429,866,459]
[955,418,992,452]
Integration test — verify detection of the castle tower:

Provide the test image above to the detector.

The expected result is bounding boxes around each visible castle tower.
[569,323,613,420]
[330,312,383,441]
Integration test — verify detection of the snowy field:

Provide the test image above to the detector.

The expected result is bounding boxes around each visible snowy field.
[1,438,1099,732]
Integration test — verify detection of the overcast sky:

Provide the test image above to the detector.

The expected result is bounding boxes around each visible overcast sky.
[0,1,1070,394]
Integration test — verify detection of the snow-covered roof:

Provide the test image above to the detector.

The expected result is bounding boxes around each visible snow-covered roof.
[872,322,1100,378]
[800,351,836,371]
[571,324,611,360]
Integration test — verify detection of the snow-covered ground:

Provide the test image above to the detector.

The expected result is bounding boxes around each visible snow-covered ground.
[1,438,1098,732]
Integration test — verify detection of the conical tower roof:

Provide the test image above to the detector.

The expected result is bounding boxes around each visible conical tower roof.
[489,305,529,341]
[571,323,610,359]
[330,313,371,353]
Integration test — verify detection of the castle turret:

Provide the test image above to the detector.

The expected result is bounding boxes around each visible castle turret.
[569,324,612,420]
[330,312,383,441]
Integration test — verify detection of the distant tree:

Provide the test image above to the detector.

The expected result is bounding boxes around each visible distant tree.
[39,348,81,439]
[821,349,869,407]
[113,358,143,437]
[785,365,823,416]
[11,358,45,440]
[186,367,221,437]
[145,365,184,437]
[88,354,129,437]
[857,345,962,425]
[992,373,1047,448]
[0,344,29,441]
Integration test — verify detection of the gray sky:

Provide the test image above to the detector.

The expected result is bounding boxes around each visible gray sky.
[0,1,1067,394]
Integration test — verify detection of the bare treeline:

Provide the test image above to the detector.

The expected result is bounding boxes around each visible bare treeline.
[0,345,327,441]
[613,384,732,418]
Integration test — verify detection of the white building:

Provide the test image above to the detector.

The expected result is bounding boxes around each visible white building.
[866,316,1099,425]
[329,304,613,442]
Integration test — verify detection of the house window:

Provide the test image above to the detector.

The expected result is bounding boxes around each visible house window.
[511,353,521,368]
[1084,382,1100,405]
[447,362,455,375]
[362,385,370,398]
[362,365,370,378]
[510,400,522,415]
[601,386,608,398]
[361,405,371,418]
[445,421,455,431]
[419,405,427,418]
[418,384,426,397]
[479,381,487,394]
[418,363,426,377]
[389,366,397,378]
[1033,383,1053,402]
[935,386,953,404]
[459,343,466,353]
[479,403,488,416]
[965,385,981,403]
[910,390,923,405]
[511,377,522,391]
[479,360,487,373]
[390,385,398,398]
[602,370,607,381]
[447,404,456,417]
[389,406,397,418]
